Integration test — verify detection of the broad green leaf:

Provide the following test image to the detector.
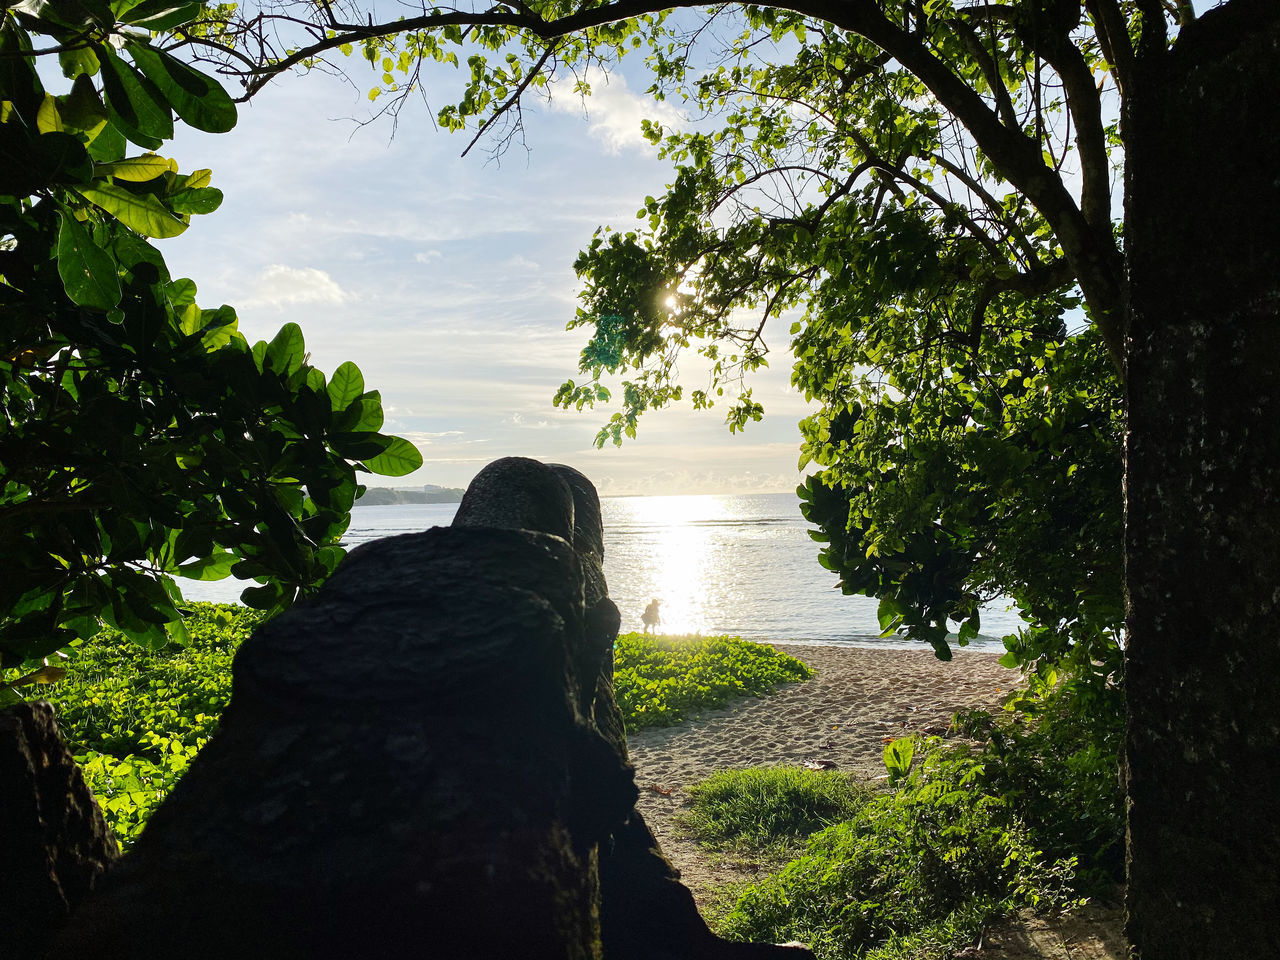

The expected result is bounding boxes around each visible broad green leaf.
[327,361,364,409]
[265,322,305,374]
[127,42,237,134]
[75,181,188,238]
[176,302,201,334]
[37,93,64,132]
[31,131,93,185]
[883,737,915,784]
[128,622,170,651]
[10,0,110,30]
[251,339,268,372]
[167,185,222,214]
[86,119,126,162]
[58,45,100,79]
[10,665,68,687]
[336,397,383,432]
[177,552,237,581]
[176,168,212,189]
[96,153,176,181]
[167,277,197,304]
[119,0,202,31]
[240,583,284,611]
[164,616,191,647]
[98,46,173,146]
[876,596,904,634]
[57,210,122,309]
[330,432,392,461]
[362,436,423,477]
[60,74,108,138]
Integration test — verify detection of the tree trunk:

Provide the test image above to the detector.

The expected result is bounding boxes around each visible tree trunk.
[1123,3,1280,956]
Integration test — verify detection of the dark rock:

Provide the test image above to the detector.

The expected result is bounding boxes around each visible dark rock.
[0,700,118,957]
[49,457,813,959]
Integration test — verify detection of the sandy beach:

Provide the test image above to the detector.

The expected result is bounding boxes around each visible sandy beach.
[626,643,1020,905]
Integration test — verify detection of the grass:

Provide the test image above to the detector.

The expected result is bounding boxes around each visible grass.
[681,766,868,853]
[688,751,1083,960]
[613,632,813,730]
[16,609,809,845]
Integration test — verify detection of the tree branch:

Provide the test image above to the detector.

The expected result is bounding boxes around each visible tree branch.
[460,42,558,157]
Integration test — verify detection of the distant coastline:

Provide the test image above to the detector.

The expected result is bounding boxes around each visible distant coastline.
[358,486,465,506]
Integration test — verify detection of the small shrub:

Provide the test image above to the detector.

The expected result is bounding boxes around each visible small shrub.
[683,767,868,852]
[613,633,812,730]
[955,665,1125,891]
[717,747,1081,960]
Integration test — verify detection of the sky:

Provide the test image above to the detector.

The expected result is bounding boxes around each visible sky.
[156,56,819,498]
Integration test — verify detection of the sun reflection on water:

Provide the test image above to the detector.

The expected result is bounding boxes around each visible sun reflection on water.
[606,494,735,635]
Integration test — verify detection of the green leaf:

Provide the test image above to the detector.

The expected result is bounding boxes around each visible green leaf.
[327,361,364,409]
[166,185,222,214]
[127,42,237,134]
[164,616,191,647]
[98,46,173,146]
[362,436,423,477]
[176,552,236,581]
[883,737,915,784]
[57,210,122,309]
[329,432,393,461]
[29,131,93,185]
[336,397,383,432]
[61,73,108,134]
[10,665,68,687]
[95,153,176,181]
[118,0,201,30]
[265,322,305,375]
[37,93,64,132]
[59,44,100,79]
[240,583,284,610]
[876,596,904,634]
[75,181,188,238]
[167,277,197,305]
[86,119,126,162]
[10,0,110,30]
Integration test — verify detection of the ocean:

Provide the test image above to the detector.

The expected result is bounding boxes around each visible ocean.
[179,492,1020,652]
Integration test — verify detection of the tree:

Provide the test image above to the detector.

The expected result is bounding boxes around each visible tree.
[17,0,1280,953]
[0,2,423,681]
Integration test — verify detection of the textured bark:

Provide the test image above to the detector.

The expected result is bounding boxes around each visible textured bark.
[1123,3,1280,956]
[0,701,118,957]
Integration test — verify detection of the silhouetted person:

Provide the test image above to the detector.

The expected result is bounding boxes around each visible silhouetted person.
[641,599,661,634]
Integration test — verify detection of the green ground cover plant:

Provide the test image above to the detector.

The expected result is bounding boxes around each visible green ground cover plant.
[612,633,813,730]
[7,603,264,845]
[688,672,1120,960]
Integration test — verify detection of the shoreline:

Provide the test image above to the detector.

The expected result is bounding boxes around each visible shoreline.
[626,643,1019,908]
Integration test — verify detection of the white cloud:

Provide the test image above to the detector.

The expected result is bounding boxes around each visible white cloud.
[508,412,555,429]
[502,254,541,271]
[240,264,351,309]
[548,67,683,155]
[415,250,443,264]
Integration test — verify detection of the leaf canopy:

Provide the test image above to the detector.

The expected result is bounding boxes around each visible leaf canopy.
[0,4,421,670]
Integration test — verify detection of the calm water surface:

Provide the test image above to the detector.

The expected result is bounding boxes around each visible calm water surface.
[181,492,1019,652]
